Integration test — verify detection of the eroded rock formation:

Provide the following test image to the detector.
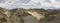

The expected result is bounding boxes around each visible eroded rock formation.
[0,7,60,23]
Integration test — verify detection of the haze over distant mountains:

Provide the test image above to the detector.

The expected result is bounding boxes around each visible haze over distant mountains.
[0,0,60,9]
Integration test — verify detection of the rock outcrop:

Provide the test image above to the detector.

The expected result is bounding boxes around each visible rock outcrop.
[0,7,60,23]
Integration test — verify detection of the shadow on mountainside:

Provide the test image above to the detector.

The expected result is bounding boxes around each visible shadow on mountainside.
[0,7,60,23]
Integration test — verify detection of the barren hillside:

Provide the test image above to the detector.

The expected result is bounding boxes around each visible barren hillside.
[0,7,60,23]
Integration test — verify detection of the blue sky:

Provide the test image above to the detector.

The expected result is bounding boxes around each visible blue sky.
[20,0,30,4]
[0,0,60,9]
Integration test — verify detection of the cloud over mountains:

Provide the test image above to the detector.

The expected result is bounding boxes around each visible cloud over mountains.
[0,0,60,9]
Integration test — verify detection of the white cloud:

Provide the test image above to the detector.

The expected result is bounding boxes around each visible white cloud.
[0,0,60,9]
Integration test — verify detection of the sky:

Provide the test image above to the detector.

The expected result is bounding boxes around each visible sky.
[0,0,60,9]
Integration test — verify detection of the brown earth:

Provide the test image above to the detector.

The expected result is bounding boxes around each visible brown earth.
[0,8,60,23]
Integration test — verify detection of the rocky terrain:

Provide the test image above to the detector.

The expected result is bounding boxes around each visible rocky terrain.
[0,7,60,23]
